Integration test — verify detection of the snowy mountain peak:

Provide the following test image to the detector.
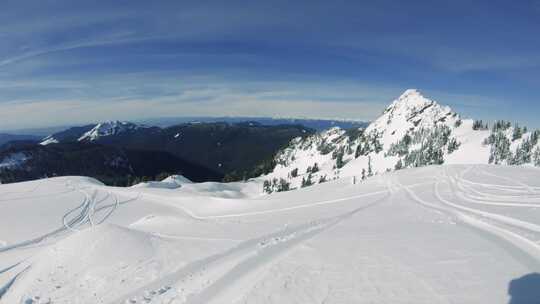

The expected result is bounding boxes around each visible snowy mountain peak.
[261,89,474,193]
[385,89,436,115]
[78,121,146,141]
[398,88,424,100]
[368,89,458,139]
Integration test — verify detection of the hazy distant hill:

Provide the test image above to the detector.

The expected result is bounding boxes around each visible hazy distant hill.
[0,133,40,146]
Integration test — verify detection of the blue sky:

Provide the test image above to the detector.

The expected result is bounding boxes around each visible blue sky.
[1,0,539,130]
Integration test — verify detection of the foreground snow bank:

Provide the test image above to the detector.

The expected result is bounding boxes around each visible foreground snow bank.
[1,165,540,303]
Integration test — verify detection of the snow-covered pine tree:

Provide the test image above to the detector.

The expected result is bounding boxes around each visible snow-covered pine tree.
[512,124,523,141]
[301,174,313,188]
[290,168,298,178]
[473,120,488,130]
[447,138,460,154]
[277,178,290,192]
[512,139,532,165]
[367,156,373,177]
[335,149,345,169]
[263,180,272,193]
[534,147,540,167]
[488,131,511,164]
[395,159,403,170]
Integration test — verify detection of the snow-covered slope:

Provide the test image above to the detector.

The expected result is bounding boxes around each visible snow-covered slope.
[78,121,147,142]
[38,136,59,145]
[132,175,193,189]
[39,121,147,145]
[1,165,540,303]
[260,89,539,193]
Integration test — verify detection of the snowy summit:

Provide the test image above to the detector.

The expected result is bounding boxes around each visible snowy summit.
[78,121,147,142]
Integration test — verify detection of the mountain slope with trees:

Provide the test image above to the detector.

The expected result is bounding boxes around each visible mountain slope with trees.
[39,121,314,181]
[260,89,540,193]
[0,142,221,185]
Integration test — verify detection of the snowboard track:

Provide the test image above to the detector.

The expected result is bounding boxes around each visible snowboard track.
[111,183,393,304]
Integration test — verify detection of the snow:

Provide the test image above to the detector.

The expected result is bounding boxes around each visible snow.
[133,175,192,190]
[78,121,146,142]
[39,136,58,146]
[260,89,539,191]
[1,164,540,303]
[365,88,460,150]
[0,152,30,169]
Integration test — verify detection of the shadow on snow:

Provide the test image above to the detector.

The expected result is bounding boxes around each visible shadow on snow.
[508,273,540,304]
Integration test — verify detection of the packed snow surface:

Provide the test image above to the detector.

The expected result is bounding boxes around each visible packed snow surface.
[1,165,540,303]
[132,175,193,190]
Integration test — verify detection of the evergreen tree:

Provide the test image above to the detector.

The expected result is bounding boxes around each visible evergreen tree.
[346,145,353,155]
[447,138,460,154]
[512,124,523,141]
[335,149,345,169]
[534,148,540,167]
[532,131,540,146]
[489,131,511,164]
[276,178,290,192]
[367,156,373,177]
[473,120,488,130]
[493,120,511,132]
[301,174,313,188]
[513,139,532,165]
[290,168,298,178]
[387,134,411,157]
[263,180,272,193]
[394,159,403,170]
[355,143,363,158]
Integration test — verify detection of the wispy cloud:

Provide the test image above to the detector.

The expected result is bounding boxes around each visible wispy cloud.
[0,1,539,130]
[0,78,396,130]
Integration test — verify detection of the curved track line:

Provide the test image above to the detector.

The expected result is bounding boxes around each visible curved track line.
[453,176,540,202]
[457,166,540,193]
[478,169,540,194]
[0,184,133,253]
[111,190,390,304]
[437,177,540,234]
[397,176,540,269]
[450,177,540,208]
[138,181,431,221]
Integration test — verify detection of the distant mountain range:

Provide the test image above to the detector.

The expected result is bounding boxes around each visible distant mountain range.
[137,116,368,131]
[0,133,40,146]
[0,121,314,185]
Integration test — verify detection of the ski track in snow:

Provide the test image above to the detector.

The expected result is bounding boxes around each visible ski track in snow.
[455,167,540,192]
[0,181,136,254]
[113,186,393,304]
[2,166,540,303]
[476,168,540,195]
[398,168,540,271]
